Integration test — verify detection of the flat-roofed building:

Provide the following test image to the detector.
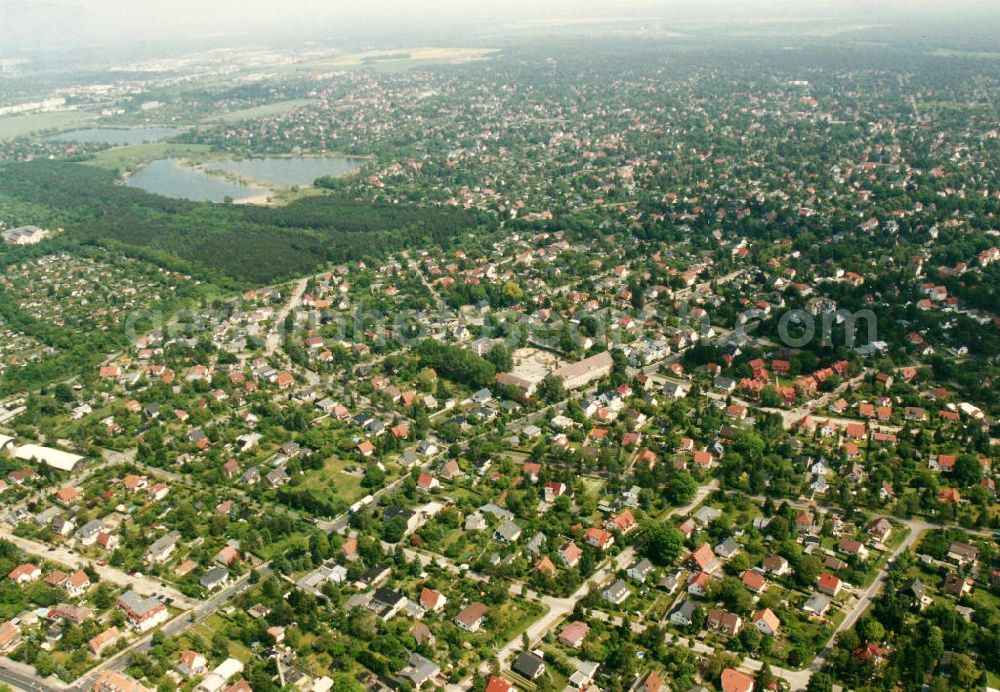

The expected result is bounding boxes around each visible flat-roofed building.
[552,352,613,390]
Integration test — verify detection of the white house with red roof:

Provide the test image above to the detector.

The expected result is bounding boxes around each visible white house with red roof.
[8,564,41,584]
[686,543,720,574]
[419,587,447,612]
[817,572,843,596]
[583,527,615,550]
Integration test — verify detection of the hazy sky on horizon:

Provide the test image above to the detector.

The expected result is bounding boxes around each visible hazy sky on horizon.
[3,0,1000,55]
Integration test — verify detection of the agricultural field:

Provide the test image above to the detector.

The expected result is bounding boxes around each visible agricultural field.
[305,47,498,72]
[0,111,99,140]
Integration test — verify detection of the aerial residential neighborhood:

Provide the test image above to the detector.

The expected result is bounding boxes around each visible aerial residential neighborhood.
[0,4,997,692]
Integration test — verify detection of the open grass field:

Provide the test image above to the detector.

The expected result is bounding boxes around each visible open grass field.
[0,110,98,139]
[188,612,254,661]
[85,142,214,172]
[297,454,367,503]
[580,476,605,497]
[205,98,318,123]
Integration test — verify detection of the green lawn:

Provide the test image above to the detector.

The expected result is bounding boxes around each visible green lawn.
[306,456,364,498]
[86,143,214,172]
[581,477,605,496]
[253,532,310,561]
[188,613,254,661]
[493,600,548,644]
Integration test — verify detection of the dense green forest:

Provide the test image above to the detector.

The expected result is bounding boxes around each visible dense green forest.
[0,161,491,286]
[237,194,482,235]
[415,338,496,389]
[0,160,491,393]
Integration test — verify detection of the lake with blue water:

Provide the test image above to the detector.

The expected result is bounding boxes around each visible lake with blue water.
[123,155,366,202]
[207,156,365,188]
[125,159,264,202]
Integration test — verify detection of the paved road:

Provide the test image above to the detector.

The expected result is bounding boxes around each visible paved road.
[265,276,309,356]
[74,566,271,691]
[703,491,1000,690]
[0,282,912,692]
[0,658,64,692]
[491,571,614,676]
[492,479,720,672]
[753,518,926,690]
[407,257,448,312]
[0,527,270,691]
[0,533,196,609]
